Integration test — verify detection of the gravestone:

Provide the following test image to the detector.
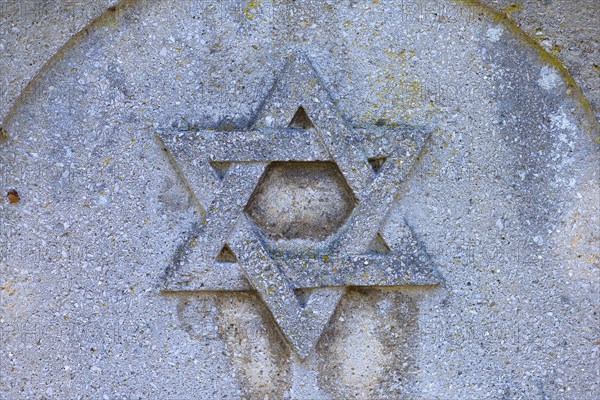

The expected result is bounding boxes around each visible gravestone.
[1,1,598,399]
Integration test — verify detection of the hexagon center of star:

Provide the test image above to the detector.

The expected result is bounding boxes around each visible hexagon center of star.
[245,161,356,241]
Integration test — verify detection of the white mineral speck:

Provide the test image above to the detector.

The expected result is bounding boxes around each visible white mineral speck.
[486,24,504,42]
[538,66,561,90]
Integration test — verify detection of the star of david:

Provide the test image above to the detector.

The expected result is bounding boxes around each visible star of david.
[158,54,442,359]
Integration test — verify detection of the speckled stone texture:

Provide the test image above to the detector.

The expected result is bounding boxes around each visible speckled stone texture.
[479,0,600,120]
[157,52,442,360]
[1,1,599,399]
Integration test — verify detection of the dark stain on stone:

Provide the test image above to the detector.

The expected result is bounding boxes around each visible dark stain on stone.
[315,288,420,399]
[485,26,582,238]
[7,189,20,204]
[175,295,219,341]
[215,292,290,399]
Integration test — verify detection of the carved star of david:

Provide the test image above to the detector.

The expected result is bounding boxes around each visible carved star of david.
[158,54,443,359]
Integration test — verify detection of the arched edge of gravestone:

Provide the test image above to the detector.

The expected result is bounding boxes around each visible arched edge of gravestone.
[454,0,598,131]
[0,0,128,140]
[0,0,597,144]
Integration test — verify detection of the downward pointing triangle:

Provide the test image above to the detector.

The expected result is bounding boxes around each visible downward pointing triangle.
[285,287,344,358]
[368,232,391,254]
[209,161,232,181]
[229,217,343,359]
[368,156,387,174]
[288,106,314,129]
[293,288,312,307]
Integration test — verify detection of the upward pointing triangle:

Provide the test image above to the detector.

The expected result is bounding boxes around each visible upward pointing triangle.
[215,243,238,263]
[250,53,340,130]
[288,106,314,129]
[368,232,391,254]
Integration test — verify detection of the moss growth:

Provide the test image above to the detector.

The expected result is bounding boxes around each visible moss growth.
[96,12,118,28]
[502,3,522,15]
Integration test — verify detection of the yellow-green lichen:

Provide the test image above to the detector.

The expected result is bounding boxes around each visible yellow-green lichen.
[502,3,522,16]
[243,1,260,20]
[358,46,428,124]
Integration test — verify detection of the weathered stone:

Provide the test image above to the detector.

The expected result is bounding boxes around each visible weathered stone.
[245,161,356,241]
[0,1,598,398]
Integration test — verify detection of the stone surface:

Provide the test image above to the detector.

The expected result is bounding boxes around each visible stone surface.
[245,161,356,241]
[0,0,118,120]
[1,1,598,122]
[1,0,599,399]
[158,53,442,359]
[479,0,600,120]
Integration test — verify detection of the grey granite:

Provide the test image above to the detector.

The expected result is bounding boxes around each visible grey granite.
[1,0,598,399]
